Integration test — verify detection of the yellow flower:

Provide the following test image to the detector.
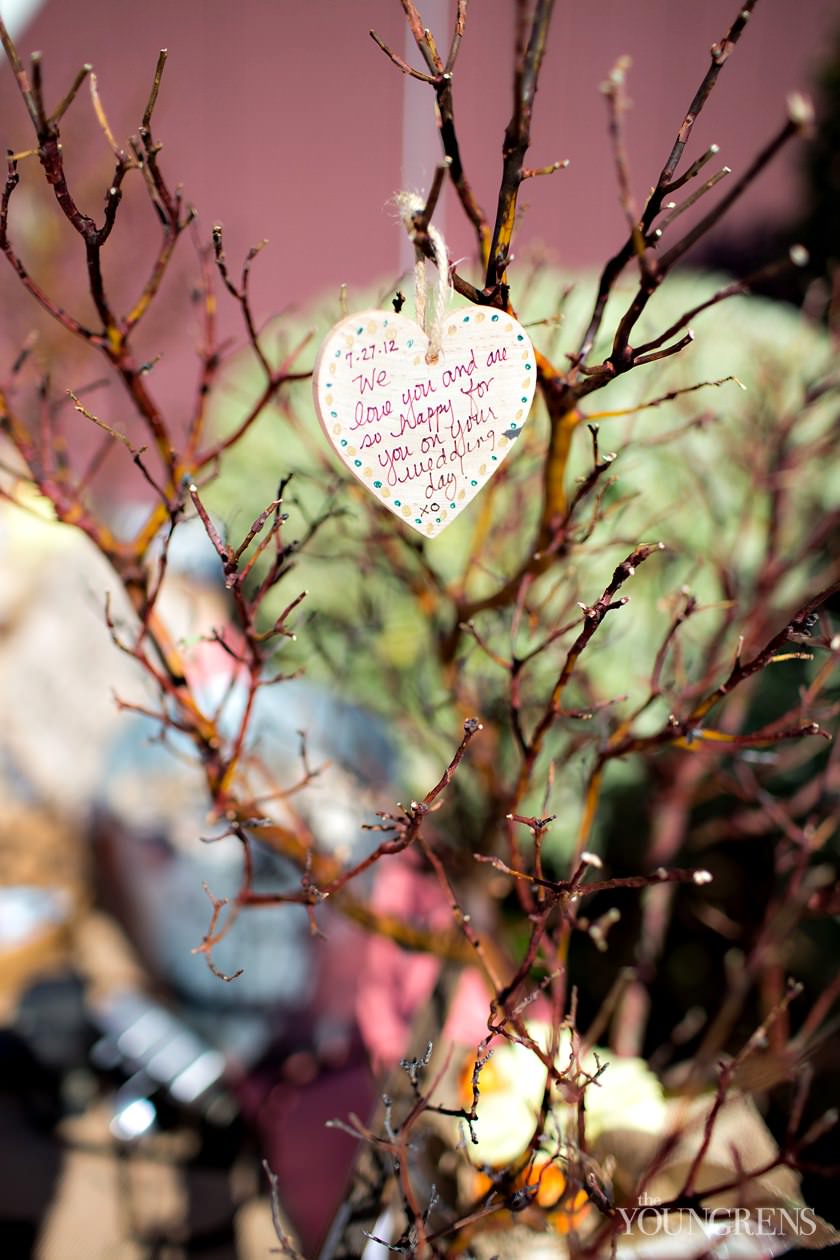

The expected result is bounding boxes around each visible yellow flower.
[461,1022,666,1166]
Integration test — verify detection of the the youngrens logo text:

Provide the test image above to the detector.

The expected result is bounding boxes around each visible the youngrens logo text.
[616,1196,820,1239]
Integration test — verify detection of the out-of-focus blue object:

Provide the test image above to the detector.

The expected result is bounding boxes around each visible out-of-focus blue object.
[0,885,71,947]
[94,518,397,1058]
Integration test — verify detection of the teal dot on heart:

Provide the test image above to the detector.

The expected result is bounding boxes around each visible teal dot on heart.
[340,439,348,447]
[373,480,382,488]
[510,422,517,429]
[517,334,524,341]
[415,518,421,524]
[354,459,362,467]
[407,339,413,348]
[435,517,441,524]
[470,479,477,486]
[491,455,497,462]
[394,500,401,507]
[334,349,340,358]
[521,396,528,403]
[525,363,532,370]
[463,314,470,322]
[491,314,499,322]
[449,502,455,509]
[330,411,337,417]
[356,326,363,334]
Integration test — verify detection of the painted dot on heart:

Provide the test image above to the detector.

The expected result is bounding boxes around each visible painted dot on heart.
[332,424,341,435]
[491,314,499,322]
[374,480,382,488]
[470,479,478,486]
[340,439,348,447]
[394,500,401,507]
[354,460,362,467]
[364,467,373,477]
[515,410,523,420]
[449,502,456,509]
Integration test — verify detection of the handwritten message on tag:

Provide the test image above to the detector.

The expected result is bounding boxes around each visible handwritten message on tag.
[313,308,537,538]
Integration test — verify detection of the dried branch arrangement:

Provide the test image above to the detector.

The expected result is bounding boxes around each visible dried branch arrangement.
[0,1,838,1257]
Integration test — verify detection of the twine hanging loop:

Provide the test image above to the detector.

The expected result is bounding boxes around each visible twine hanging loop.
[397,191,451,363]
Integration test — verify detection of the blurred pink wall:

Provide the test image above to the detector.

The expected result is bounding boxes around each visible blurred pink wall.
[3,2,836,295]
[0,1,836,476]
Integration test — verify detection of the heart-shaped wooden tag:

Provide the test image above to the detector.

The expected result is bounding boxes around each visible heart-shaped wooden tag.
[313,307,537,538]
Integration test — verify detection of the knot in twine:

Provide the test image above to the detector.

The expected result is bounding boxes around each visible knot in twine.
[397,191,451,363]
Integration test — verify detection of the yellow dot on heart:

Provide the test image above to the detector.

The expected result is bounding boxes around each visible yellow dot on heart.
[458,490,466,501]
[506,322,513,332]
[475,312,485,323]
[364,467,373,477]
[516,409,523,420]
[479,463,486,475]
[381,488,390,498]
[500,435,509,447]
[414,356,421,366]
[332,424,341,435]
[367,322,376,334]
[522,379,531,390]
[402,505,411,517]
[522,350,529,360]
[348,446,357,456]
[329,363,336,374]
[448,325,456,336]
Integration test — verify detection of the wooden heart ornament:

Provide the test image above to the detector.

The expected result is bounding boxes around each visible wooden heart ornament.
[313,307,537,538]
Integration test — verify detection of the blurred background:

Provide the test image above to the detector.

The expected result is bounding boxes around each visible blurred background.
[0,2,838,1257]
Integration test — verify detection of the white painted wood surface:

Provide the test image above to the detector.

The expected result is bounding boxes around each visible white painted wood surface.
[313,307,537,538]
